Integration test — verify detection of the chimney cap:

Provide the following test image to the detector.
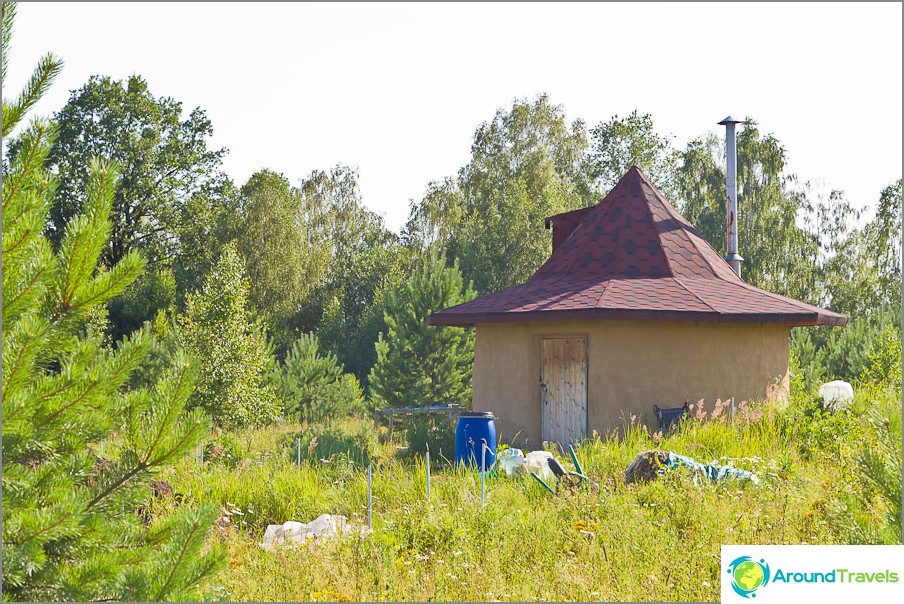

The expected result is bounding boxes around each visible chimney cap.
[718,116,744,125]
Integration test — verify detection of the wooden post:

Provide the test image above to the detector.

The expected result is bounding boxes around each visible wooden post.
[388,415,394,442]
[297,437,301,469]
[426,446,431,501]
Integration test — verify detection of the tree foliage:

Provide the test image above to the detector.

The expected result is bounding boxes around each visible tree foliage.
[178,243,281,428]
[676,121,831,304]
[1,9,223,596]
[368,252,477,410]
[585,110,680,201]
[405,94,591,295]
[298,165,409,378]
[820,180,902,317]
[236,170,329,329]
[43,73,228,267]
[106,266,177,343]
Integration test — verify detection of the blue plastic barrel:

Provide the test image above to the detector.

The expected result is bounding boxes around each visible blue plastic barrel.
[455,412,496,471]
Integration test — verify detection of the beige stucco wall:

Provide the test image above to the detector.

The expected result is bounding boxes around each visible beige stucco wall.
[472,319,790,447]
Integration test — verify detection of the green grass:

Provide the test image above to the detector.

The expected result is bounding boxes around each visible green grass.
[152,386,901,601]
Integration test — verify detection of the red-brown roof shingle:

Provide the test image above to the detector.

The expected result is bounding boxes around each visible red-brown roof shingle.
[429,166,847,327]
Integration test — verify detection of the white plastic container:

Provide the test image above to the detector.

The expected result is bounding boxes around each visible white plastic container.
[497,448,525,477]
[524,450,555,482]
[818,380,854,412]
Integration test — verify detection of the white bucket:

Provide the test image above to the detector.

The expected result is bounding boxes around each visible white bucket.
[524,450,555,482]
[818,380,854,412]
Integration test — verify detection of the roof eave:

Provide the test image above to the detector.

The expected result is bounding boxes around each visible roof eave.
[429,308,848,328]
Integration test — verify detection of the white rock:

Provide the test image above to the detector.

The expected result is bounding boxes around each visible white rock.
[260,515,364,550]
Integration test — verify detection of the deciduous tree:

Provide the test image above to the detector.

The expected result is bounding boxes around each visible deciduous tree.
[405,94,591,295]
[44,74,227,266]
[178,243,281,428]
[585,110,680,200]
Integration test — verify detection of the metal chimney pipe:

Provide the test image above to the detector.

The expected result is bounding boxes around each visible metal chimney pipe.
[718,116,744,277]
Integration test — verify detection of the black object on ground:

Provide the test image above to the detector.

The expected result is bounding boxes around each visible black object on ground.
[547,456,567,478]
[653,402,689,432]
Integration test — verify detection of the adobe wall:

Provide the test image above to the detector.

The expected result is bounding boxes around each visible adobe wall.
[471,319,790,447]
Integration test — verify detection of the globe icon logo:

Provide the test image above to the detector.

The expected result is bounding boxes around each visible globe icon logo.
[727,556,770,598]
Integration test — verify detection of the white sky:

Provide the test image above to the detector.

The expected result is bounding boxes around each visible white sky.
[5,2,902,234]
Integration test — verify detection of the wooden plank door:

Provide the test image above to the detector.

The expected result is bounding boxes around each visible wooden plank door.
[540,338,588,447]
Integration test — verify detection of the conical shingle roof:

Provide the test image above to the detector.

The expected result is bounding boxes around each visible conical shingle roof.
[429,167,847,327]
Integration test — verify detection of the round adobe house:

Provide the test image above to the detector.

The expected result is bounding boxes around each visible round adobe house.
[429,167,846,447]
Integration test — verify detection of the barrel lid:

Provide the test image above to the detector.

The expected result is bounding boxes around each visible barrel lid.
[458,411,495,419]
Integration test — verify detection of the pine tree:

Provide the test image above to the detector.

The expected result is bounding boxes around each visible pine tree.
[1,4,223,599]
[276,333,364,424]
[368,252,477,409]
[177,242,281,428]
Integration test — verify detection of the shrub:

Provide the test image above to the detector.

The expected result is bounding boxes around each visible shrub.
[403,415,457,459]
[860,324,902,396]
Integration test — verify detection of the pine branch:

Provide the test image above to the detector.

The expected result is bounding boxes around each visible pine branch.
[83,463,146,511]
[3,52,63,136]
[152,514,205,601]
[1,2,15,84]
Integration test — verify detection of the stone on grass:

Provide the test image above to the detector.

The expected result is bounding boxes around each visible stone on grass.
[260,514,368,550]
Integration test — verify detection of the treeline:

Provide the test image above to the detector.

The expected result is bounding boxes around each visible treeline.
[7,22,903,430]
[38,80,904,408]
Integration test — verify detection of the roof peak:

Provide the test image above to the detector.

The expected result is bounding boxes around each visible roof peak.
[533,166,741,283]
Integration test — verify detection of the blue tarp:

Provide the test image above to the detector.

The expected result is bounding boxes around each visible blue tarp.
[665,452,760,485]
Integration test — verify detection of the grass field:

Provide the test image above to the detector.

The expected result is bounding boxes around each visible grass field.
[150,384,901,601]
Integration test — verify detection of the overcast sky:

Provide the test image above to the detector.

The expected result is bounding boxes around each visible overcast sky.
[5,2,902,233]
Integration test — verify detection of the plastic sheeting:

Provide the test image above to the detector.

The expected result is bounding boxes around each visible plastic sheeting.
[665,452,760,485]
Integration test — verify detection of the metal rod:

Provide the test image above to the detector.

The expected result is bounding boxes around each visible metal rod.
[426,450,431,500]
[367,463,373,531]
[99,439,104,458]
[297,437,301,469]
[731,397,736,427]
[480,441,486,507]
